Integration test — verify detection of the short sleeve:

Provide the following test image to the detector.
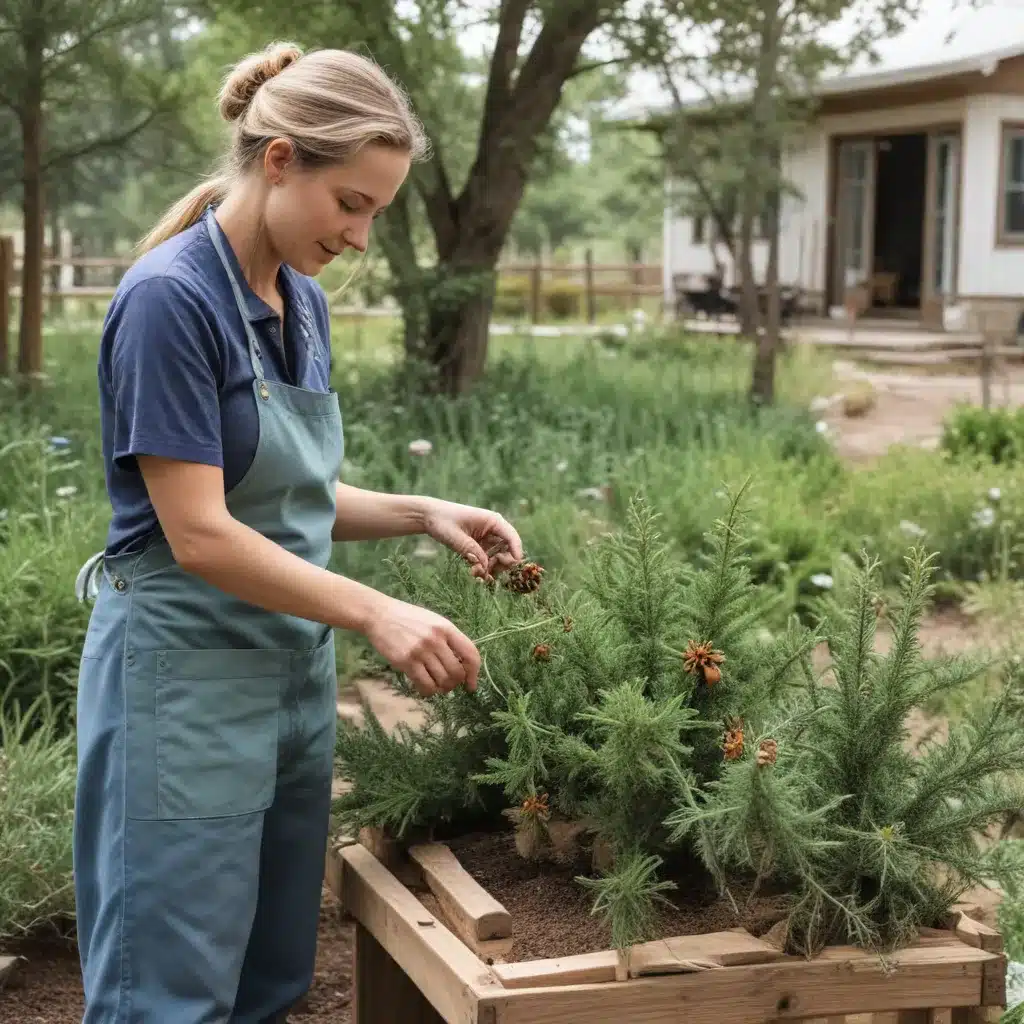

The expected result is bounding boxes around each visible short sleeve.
[105,275,225,471]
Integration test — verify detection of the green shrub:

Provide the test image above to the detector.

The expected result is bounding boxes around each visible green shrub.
[493,275,530,320]
[0,696,77,938]
[544,282,583,320]
[941,404,1024,464]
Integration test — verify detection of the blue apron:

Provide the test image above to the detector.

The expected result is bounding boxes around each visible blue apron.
[74,207,343,1023]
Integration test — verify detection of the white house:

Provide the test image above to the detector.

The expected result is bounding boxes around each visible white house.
[659,12,1024,334]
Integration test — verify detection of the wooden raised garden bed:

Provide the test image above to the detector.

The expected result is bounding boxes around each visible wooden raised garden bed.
[324,833,1008,1024]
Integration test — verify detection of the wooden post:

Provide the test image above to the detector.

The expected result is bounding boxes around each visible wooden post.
[529,261,542,324]
[353,923,445,1024]
[584,249,596,324]
[0,236,12,377]
[979,310,995,411]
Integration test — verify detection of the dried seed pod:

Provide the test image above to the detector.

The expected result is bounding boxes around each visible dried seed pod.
[682,639,725,684]
[503,560,545,594]
[757,739,778,767]
[532,643,551,662]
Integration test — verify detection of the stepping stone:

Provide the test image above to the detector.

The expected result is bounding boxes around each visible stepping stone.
[354,678,426,734]
[0,955,18,988]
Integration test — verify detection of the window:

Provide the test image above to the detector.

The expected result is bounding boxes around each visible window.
[998,123,1024,244]
[691,215,706,244]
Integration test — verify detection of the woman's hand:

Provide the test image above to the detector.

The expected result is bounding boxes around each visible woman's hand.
[421,498,524,581]
[362,594,481,697]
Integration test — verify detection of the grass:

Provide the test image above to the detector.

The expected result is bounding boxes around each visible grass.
[4,312,1024,946]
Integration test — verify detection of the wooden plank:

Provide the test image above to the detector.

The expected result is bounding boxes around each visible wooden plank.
[941,910,1004,953]
[480,943,998,1024]
[0,954,18,988]
[495,951,619,989]
[628,928,784,976]
[409,843,513,949]
[341,843,503,1024]
[980,954,1007,1006]
[354,923,446,1024]
[493,927,783,990]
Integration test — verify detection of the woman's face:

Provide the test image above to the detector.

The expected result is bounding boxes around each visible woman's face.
[262,139,411,276]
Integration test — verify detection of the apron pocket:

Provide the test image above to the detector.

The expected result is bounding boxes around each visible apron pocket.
[140,647,288,821]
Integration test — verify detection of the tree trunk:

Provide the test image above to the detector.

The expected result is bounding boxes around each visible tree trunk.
[741,0,781,362]
[49,199,63,317]
[736,216,761,337]
[18,52,45,378]
[385,3,603,394]
[750,149,782,404]
[425,281,494,396]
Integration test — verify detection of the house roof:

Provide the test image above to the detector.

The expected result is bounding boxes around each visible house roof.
[615,0,1024,120]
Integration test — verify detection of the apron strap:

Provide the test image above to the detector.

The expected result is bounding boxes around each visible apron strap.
[204,207,267,383]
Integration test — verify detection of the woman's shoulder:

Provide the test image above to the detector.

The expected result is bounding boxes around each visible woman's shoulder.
[109,223,216,315]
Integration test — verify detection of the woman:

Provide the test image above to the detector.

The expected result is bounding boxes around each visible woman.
[73,41,522,1023]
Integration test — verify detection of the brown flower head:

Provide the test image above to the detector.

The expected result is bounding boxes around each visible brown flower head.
[521,792,550,821]
[532,643,551,662]
[563,615,574,633]
[723,721,745,761]
[504,560,545,594]
[756,739,778,767]
[683,640,725,685]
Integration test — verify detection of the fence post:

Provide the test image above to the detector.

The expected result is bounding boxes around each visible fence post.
[584,249,596,324]
[529,261,542,324]
[0,236,12,377]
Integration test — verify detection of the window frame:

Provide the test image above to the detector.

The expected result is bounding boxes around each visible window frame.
[996,120,1024,247]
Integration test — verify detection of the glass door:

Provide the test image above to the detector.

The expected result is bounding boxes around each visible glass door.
[929,132,959,298]
[833,139,876,302]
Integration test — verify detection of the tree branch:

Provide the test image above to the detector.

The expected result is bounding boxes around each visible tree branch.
[565,55,631,80]
[478,0,531,144]
[658,56,737,257]
[41,109,160,172]
[43,7,163,78]
[343,0,459,250]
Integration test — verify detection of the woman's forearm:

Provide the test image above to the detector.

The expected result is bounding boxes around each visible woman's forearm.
[177,513,387,633]
[332,482,431,542]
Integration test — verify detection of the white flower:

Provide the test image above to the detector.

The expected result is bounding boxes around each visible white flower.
[555,460,568,473]
[576,486,607,502]
[0,508,7,521]
[809,396,830,413]
[989,487,1002,502]
[815,420,829,435]
[411,537,439,560]
[899,520,926,538]
[810,573,834,590]
[408,439,433,456]
[55,485,78,499]
[974,506,996,529]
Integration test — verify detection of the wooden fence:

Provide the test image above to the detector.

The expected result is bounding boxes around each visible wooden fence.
[0,242,664,351]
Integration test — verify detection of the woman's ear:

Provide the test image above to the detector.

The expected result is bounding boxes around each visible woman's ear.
[264,138,295,186]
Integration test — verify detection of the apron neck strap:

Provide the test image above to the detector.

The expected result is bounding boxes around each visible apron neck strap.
[204,207,267,382]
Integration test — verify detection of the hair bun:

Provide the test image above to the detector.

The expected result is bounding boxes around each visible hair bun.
[219,42,304,123]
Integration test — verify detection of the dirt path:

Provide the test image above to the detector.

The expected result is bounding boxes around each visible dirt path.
[821,359,1024,461]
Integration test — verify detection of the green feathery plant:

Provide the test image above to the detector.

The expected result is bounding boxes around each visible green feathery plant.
[666,548,1024,957]
[335,487,821,948]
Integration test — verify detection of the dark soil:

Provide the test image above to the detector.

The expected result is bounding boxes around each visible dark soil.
[444,830,791,962]
[0,892,353,1022]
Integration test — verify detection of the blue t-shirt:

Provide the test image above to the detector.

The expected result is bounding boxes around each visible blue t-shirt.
[98,211,334,556]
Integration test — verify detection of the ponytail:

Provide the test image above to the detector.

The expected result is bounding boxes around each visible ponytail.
[134,173,232,256]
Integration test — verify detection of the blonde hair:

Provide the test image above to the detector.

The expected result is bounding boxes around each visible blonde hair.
[137,42,429,254]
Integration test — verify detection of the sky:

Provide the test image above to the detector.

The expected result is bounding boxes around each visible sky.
[616,0,1024,115]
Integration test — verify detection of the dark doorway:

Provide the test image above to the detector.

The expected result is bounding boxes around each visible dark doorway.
[871,132,927,310]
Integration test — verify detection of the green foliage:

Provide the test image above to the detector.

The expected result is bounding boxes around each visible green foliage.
[336,490,822,947]
[667,550,1024,956]
[0,696,77,939]
[942,404,1024,465]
